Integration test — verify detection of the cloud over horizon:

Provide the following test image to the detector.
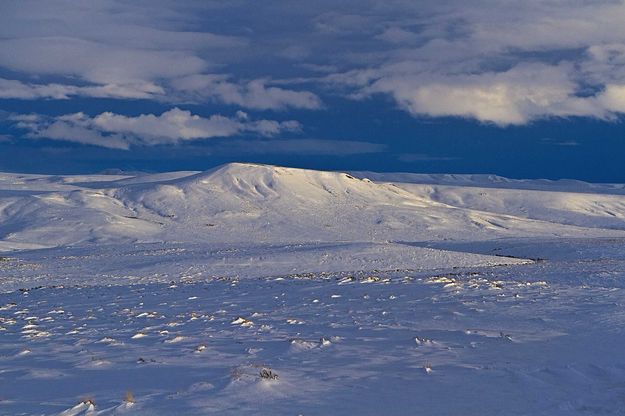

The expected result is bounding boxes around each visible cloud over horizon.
[12,108,301,149]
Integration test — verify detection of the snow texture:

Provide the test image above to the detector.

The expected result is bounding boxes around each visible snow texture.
[1,163,625,415]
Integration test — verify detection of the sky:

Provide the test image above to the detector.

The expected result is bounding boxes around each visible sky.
[1,0,625,182]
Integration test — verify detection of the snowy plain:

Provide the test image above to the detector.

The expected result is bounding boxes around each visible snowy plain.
[1,163,625,415]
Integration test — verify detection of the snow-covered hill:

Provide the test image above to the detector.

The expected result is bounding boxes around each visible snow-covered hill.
[2,162,625,253]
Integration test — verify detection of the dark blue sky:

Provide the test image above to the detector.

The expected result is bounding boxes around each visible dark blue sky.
[1,1,625,181]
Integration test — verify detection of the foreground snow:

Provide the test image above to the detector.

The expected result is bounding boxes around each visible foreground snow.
[1,164,625,414]
[3,239,625,415]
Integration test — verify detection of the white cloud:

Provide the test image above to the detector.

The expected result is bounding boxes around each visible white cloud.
[318,0,625,124]
[0,75,321,109]
[596,84,625,113]
[12,108,302,149]
[0,78,166,100]
[171,76,322,110]
[0,78,77,100]
[365,63,608,125]
[37,121,130,150]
